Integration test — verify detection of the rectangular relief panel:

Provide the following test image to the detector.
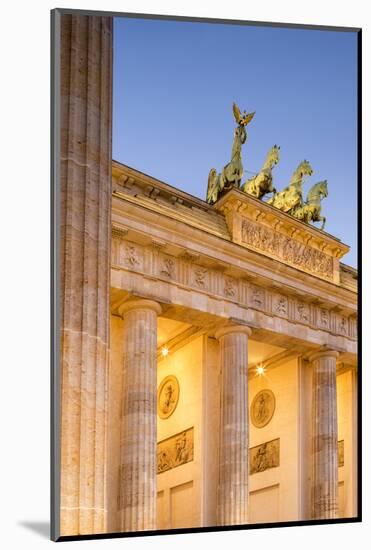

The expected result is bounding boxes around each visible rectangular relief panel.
[249,438,280,475]
[157,427,194,474]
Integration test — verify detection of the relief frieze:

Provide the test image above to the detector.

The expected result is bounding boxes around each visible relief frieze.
[157,427,194,474]
[249,438,280,475]
[111,235,355,341]
[241,219,333,280]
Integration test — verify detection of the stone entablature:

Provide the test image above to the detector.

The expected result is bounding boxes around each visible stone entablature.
[110,161,357,356]
[215,189,349,284]
[339,263,358,292]
[112,161,355,292]
[111,230,357,343]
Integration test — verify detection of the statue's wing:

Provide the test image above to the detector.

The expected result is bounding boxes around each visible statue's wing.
[233,102,241,124]
[242,111,255,126]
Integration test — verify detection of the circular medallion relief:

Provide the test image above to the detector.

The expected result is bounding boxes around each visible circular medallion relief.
[251,389,276,428]
[157,375,180,419]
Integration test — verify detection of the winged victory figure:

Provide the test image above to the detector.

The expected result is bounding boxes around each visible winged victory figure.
[206,102,255,204]
[232,102,255,127]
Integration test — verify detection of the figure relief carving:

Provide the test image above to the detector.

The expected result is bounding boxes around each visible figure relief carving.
[250,438,280,475]
[297,301,309,321]
[126,245,140,267]
[275,295,288,316]
[224,277,237,297]
[161,257,175,278]
[241,218,333,279]
[157,427,194,474]
[320,308,329,327]
[194,267,208,288]
[157,375,180,419]
[251,389,276,428]
[339,316,348,335]
[251,286,264,307]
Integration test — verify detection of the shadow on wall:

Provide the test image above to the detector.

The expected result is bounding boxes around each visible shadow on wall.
[18,521,49,539]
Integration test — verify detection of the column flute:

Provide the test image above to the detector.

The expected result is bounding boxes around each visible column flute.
[215,325,252,526]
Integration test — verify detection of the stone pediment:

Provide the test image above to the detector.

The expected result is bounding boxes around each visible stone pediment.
[214,188,349,284]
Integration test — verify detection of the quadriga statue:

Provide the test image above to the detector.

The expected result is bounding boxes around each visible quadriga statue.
[206,103,255,205]
[290,180,328,230]
[267,159,313,213]
[241,144,280,200]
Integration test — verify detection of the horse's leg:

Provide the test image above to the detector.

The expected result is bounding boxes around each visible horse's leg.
[236,165,243,188]
[242,178,252,194]
[319,216,326,230]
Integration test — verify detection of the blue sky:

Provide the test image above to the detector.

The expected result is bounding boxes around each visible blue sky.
[113,17,358,267]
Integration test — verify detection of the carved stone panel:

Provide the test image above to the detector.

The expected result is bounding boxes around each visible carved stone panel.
[127,245,140,267]
[157,427,194,474]
[224,276,237,298]
[241,218,334,280]
[319,307,330,329]
[296,300,310,323]
[338,316,348,336]
[160,254,176,279]
[192,266,209,290]
[157,375,180,419]
[250,389,276,428]
[118,240,143,271]
[273,294,288,317]
[249,438,280,475]
[249,285,265,309]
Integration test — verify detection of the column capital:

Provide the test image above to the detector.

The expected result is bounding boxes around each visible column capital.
[307,349,339,363]
[118,299,162,318]
[215,324,252,340]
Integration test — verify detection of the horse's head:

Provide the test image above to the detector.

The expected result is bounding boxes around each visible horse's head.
[268,144,280,166]
[306,179,328,203]
[298,159,313,177]
[316,180,328,198]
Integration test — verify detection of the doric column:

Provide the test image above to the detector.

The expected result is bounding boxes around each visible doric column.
[215,325,252,526]
[118,299,162,532]
[59,14,113,536]
[310,349,339,519]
